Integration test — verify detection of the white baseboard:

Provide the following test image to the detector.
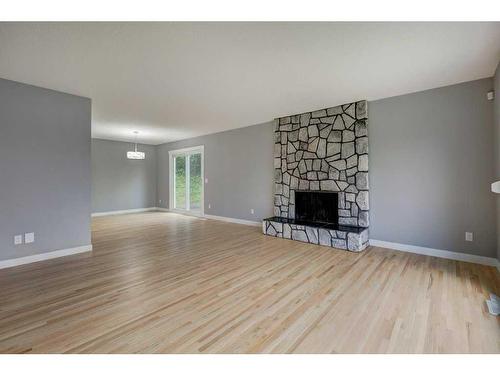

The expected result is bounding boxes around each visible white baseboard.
[204,214,261,227]
[370,239,499,268]
[155,208,260,227]
[0,245,93,270]
[169,209,206,218]
[91,207,159,217]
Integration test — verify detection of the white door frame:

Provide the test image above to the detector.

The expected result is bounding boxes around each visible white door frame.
[168,145,205,216]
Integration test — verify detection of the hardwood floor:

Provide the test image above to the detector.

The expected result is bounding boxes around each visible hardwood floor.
[0,212,498,353]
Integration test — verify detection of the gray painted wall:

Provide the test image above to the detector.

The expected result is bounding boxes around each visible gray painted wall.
[157,78,496,258]
[0,78,91,261]
[157,122,274,221]
[369,78,496,258]
[92,139,157,213]
[494,62,500,261]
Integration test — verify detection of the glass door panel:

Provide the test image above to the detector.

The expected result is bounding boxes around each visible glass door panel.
[174,155,186,210]
[189,153,202,211]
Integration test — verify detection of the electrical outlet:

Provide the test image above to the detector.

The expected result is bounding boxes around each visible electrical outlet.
[250,208,255,214]
[25,232,35,244]
[14,235,23,245]
[465,232,473,242]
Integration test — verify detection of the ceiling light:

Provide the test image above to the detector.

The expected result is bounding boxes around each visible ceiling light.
[127,131,145,160]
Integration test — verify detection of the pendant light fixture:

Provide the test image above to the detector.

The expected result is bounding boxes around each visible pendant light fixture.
[127,131,145,160]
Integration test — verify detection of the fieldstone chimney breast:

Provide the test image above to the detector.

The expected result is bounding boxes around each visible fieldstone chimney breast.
[263,100,369,252]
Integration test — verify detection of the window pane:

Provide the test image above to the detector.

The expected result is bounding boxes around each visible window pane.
[189,153,202,211]
[175,155,186,209]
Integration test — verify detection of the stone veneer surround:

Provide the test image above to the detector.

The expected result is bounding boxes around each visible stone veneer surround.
[274,100,369,226]
[264,100,370,252]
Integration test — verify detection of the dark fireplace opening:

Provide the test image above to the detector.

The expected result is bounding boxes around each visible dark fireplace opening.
[295,191,338,225]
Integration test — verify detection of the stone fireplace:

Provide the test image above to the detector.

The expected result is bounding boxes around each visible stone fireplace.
[262,100,369,251]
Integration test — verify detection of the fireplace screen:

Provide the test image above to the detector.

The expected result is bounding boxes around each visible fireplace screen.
[295,191,338,224]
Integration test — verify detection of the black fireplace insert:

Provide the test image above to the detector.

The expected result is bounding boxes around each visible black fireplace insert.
[295,191,338,224]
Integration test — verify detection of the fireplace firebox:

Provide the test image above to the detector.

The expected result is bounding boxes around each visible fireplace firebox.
[295,191,338,224]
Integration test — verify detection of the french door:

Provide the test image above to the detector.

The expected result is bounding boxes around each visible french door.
[169,146,204,215]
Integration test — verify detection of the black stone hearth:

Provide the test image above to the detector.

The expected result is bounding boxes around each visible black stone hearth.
[263,216,365,234]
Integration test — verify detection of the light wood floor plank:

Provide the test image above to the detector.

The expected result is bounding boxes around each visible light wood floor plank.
[0,212,498,353]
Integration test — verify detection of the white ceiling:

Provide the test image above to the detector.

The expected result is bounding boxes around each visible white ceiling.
[0,22,499,145]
